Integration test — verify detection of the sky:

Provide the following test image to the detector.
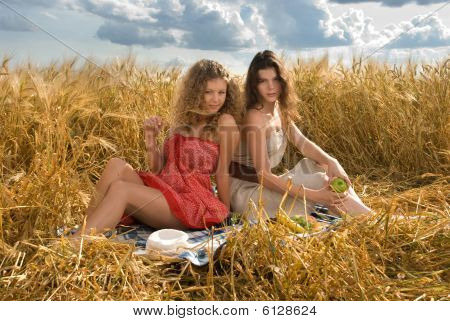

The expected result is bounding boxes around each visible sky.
[0,0,449,74]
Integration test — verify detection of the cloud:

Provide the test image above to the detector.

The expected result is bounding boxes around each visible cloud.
[283,45,450,69]
[329,8,383,46]
[76,0,159,24]
[96,21,176,47]
[384,14,450,48]
[74,0,257,51]
[170,0,255,50]
[79,0,356,49]
[251,0,351,48]
[329,0,448,7]
[0,0,265,49]
[330,7,450,48]
[256,0,448,49]
[1,0,449,51]
[81,0,450,50]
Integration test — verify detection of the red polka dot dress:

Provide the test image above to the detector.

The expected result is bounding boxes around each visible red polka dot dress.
[120,133,228,229]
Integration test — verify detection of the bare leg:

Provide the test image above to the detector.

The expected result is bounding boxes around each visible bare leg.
[329,187,372,217]
[309,173,370,217]
[314,167,371,217]
[86,158,144,217]
[72,180,186,237]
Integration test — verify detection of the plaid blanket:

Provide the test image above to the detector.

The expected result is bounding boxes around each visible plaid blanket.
[57,205,340,266]
[113,224,232,266]
[110,205,340,266]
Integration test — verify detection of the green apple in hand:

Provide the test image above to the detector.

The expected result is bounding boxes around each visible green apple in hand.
[330,177,349,193]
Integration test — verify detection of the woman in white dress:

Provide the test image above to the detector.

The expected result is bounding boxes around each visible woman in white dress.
[229,50,372,221]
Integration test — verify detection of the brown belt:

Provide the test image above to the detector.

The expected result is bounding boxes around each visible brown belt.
[229,161,259,183]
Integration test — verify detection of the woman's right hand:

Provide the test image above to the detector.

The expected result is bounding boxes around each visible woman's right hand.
[143,116,163,148]
[307,185,349,208]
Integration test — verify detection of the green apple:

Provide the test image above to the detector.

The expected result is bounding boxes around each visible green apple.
[291,215,312,230]
[330,177,348,193]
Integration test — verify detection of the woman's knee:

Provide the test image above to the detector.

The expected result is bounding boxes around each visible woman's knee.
[120,163,136,178]
[106,157,135,178]
[106,157,128,172]
[108,179,128,198]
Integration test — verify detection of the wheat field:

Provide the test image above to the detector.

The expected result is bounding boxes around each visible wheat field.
[0,56,448,300]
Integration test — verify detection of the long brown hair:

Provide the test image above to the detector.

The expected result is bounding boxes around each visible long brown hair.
[171,59,242,136]
[245,50,299,132]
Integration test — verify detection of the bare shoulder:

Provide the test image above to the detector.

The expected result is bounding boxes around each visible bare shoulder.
[244,108,266,127]
[242,109,267,137]
[218,113,239,136]
[218,113,237,127]
[217,113,239,144]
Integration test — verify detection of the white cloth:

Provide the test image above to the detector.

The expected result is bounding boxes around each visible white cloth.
[230,158,327,220]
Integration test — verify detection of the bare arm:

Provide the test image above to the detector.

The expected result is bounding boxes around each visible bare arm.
[287,121,334,168]
[245,111,347,206]
[287,121,351,185]
[215,113,240,210]
[144,116,165,174]
[145,141,164,174]
[245,110,307,198]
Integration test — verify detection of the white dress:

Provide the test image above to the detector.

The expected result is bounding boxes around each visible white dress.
[230,125,328,220]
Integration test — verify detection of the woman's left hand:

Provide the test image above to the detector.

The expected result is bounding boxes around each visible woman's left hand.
[325,158,352,187]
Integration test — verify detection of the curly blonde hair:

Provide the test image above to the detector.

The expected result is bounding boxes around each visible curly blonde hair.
[245,50,300,133]
[171,59,242,136]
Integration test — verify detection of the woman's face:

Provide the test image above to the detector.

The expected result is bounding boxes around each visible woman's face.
[256,67,281,104]
[201,78,227,114]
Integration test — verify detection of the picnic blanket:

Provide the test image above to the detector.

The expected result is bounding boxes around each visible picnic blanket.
[113,224,233,266]
[110,205,340,266]
[57,206,340,266]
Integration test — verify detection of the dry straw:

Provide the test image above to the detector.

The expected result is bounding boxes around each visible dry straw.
[0,56,449,300]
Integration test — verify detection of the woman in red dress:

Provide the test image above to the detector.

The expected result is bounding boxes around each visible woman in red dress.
[72,60,241,236]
